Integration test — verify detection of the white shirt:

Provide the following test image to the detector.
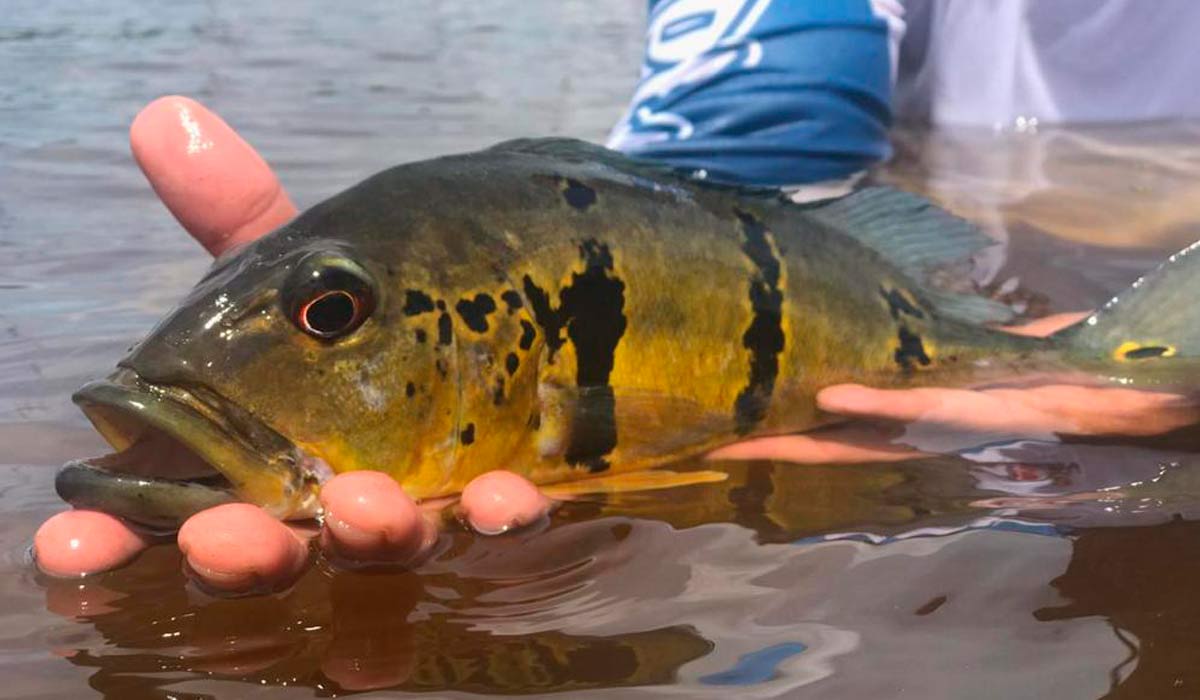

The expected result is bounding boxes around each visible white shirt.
[891,0,1200,127]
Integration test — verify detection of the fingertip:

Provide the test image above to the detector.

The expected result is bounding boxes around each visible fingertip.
[178,503,307,594]
[816,384,880,415]
[319,471,434,565]
[33,510,149,577]
[130,95,297,256]
[460,471,549,535]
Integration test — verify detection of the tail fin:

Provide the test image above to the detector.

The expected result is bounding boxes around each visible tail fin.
[1062,240,1200,361]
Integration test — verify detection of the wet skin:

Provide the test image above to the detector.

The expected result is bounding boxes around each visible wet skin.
[32,97,1195,595]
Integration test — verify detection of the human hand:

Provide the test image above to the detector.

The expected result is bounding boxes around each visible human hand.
[34,97,552,592]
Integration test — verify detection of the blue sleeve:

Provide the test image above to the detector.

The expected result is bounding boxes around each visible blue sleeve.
[607,0,893,188]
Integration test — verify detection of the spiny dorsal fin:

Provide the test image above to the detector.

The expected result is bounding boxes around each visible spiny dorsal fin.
[488,137,780,197]
[803,187,1015,325]
[488,137,682,180]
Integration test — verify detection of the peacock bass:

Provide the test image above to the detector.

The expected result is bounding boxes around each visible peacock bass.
[56,139,1200,527]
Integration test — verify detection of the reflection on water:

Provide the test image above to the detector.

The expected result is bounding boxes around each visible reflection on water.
[7,1,1200,698]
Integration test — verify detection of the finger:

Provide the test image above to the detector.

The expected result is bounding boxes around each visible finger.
[177,503,309,594]
[130,95,298,256]
[816,384,949,423]
[458,470,551,535]
[707,433,920,464]
[318,471,438,566]
[1000,311,1090,338]
[33,510,151,577]
[821,382,1199,436]
[987,385,1200,436]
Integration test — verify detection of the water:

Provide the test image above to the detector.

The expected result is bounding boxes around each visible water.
[4,2,1200,697]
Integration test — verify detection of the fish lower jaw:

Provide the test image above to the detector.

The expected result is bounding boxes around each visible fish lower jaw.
[67,375,311,527]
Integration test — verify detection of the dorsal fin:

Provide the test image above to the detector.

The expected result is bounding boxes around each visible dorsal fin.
[491,144,1013,325]
[487,137,780,197]
[802,187,1015,325]
[488,137,681,179]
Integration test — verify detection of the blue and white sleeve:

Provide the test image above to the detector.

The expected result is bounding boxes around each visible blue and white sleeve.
[607,0,902,189]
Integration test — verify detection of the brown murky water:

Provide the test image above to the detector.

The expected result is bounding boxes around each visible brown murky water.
[6,2,1200,698]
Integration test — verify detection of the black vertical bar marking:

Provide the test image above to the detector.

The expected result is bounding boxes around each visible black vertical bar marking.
[895,326,931,373]
[733,210,785,435]
[879,286,925,320]
[523,239,626,472]
[561,240,626,472]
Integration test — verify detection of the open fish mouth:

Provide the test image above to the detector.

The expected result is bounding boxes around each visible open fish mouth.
[56,368,325,529]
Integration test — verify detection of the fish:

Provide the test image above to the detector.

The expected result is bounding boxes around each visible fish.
[56,138,1200,528]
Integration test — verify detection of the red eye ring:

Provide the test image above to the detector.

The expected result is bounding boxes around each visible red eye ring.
[298,289,362,339]
[283,254,377,341]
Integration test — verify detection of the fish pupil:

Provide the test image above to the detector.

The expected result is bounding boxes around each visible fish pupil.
[303,291,358,337]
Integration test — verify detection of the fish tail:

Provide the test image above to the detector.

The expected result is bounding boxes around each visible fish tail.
[1058,239,1200,366]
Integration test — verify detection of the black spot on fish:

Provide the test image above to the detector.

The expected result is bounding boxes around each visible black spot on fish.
[402,290,435,316]
[501,289,523,313]
[522,276,564,359]
[880,286,925,320]
[492,377,505,405]
[405,381,416,398]
[460,423,475,445]
[505,352,520,376]
[414,328,427,344]
[1124,345,1172,360]
[732,209,785,435]
[455,293,497,333]
[895,326,932,373]
[518,319,536,351]
[437,312,452,346]
[436,300,446,311]
[563,178,597,211]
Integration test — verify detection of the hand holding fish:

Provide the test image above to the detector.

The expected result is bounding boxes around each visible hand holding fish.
[34,98,551,592]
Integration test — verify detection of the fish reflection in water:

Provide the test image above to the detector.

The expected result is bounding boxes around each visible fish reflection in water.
[37,441,1200,698]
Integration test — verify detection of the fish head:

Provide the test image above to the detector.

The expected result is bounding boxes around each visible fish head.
[59,195,465,527]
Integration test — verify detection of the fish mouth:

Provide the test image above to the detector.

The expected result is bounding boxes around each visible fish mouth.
[57,368,326,529]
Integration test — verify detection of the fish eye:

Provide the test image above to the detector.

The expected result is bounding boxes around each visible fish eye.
[284,255,376,341]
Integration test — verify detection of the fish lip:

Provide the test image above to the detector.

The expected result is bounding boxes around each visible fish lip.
[65,368,322,521]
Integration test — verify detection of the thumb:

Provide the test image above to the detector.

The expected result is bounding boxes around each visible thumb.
[130,95,297,256]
